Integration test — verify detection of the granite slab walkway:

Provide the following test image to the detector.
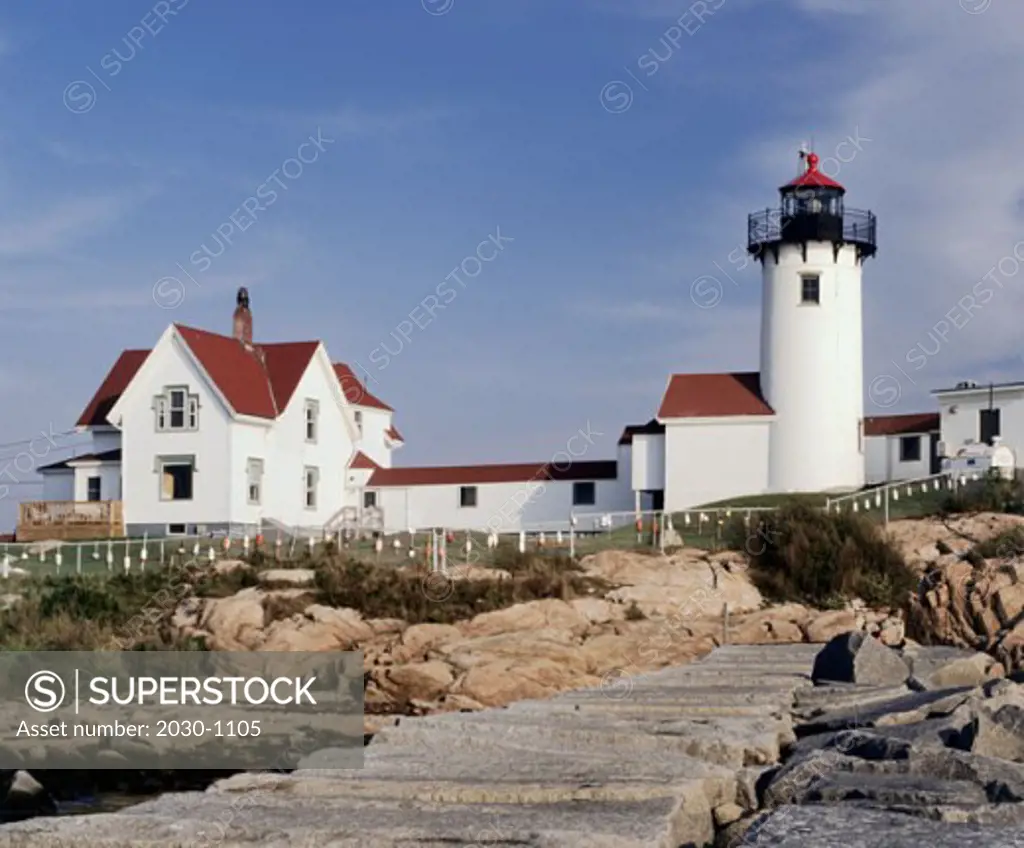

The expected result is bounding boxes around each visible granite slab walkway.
[0,645,818,847]
[2,643,1016,847]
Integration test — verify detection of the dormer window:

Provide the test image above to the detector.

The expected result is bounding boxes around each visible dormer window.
[155,386,199,431]
[305,400,319,443]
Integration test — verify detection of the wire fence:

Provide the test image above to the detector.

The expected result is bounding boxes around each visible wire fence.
[0,472,996,578]
[824,470,989,523]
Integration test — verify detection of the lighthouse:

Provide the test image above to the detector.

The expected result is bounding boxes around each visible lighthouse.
[748,151,877,493]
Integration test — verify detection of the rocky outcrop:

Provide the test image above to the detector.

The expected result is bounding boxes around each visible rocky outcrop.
[902,523,1024,674]
[162,545,916,733]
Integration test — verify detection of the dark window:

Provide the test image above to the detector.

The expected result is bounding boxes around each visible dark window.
[86,476,101,502]
[459,486,477,508]
[801,275,820,304]
[363,490,377,508]
[169,389,186,428]
[161,464,193,500]
[572,481,596,506]
[168,523,186,535]
[980,408,1001,445]
[899,435,921,463]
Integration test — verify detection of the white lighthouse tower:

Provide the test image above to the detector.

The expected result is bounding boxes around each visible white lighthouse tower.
[748,151,877,493]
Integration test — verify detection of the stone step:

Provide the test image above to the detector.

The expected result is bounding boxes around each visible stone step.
[0,644,822,848]
[0,788,725,847]
[374,711,790,768]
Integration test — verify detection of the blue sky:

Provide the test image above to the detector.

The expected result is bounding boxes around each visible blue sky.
[0,0,1021,527]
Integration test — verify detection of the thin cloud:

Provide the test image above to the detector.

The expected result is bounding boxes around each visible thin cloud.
[0,193,142,257]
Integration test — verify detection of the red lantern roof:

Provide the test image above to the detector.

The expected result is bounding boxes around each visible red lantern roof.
[781,152,844,191]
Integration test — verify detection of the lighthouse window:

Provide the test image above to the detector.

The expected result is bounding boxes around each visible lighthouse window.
[800,275,820,304]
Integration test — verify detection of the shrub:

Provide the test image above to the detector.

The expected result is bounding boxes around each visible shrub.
[972,527,1024,561]
[940,471,1024,516]
[0,572,207,651]
[313,553,605,625]
[743,503,916,610]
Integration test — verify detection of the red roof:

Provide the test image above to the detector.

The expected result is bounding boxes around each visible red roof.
[658,372,774,419]
[782,152,844,191]
[174,326,318,418]
[76,349,150,427]
[78,322,400,429]
[864,413,940,437]
[386,425,404,443]
[332,364,393,411]
[367,460,617,488]
[349,451,379,470]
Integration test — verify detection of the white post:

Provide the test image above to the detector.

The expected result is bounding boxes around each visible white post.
[432,529,439,573]
[76,544,82,575]
[884,485,890,526]
[518,530,526,554]
[659,512,666,554]
[569,523,575,559]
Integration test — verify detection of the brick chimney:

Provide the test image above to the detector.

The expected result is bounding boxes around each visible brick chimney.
[232,287,252,345]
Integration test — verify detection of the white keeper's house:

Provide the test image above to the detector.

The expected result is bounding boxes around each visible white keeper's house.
[22,150,1014,540]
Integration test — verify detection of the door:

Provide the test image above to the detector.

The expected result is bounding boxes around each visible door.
[929,432,941,475]
[980,408,1001,446]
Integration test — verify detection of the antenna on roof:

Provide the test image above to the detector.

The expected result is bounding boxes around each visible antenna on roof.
[798,141,810,175]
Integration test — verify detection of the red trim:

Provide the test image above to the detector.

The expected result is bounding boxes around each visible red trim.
[863,413,940,437]
[367,459,617,487]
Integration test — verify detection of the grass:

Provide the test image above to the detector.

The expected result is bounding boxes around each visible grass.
[694,492,831,509]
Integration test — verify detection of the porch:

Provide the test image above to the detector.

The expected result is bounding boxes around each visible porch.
[17,500,125,542]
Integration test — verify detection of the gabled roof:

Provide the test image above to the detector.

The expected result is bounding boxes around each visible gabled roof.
[618,419,665,445]
[332,364,393,411]
[349,451,379,470]
[863,413,940,437]
[76,350,150,427]
[386,425,404,443]
[78,326,399,427]
[658,372,774,419]
[366,459,617,488]
[175,325,319,419]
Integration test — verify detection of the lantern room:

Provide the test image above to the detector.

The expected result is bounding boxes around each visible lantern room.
[747,151,877,261]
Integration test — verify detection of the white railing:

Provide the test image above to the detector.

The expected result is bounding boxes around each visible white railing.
[823,470,959,522]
